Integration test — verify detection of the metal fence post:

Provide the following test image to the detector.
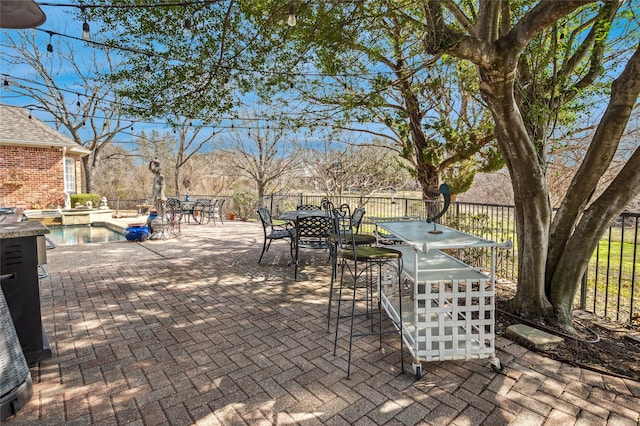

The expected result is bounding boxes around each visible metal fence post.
[580,272,587,310]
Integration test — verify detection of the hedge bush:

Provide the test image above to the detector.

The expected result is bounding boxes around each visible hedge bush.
[70,193,101,208]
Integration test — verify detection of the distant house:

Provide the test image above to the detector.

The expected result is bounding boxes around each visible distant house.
[0,104,91,209]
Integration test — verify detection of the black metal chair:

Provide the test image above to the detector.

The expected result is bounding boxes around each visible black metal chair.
[327,205,377,331]
[293,214,333,280]
[185,198,210,224]
[200,199,218,224]
[321,197,334,212]
[331,207,404,378]
[163,197,182,237]
[257,207,295,264]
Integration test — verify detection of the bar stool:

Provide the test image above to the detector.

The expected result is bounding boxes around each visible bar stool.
[331,208,405,378]
[326,205,377,331]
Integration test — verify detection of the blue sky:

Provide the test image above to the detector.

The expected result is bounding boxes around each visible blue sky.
[1,2,392,155]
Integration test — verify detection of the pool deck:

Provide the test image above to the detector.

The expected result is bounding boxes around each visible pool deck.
[4,219,640,425]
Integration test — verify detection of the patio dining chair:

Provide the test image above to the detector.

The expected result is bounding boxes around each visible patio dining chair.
[215,199,226,224]
[293,214,332,280]
[257,207,295,264]
[201,199,218,224]
[185,198,210,224]
[163,197,182,237]
[321,197,335,213]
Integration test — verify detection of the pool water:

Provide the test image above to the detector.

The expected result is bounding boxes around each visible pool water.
[48,225,126,245]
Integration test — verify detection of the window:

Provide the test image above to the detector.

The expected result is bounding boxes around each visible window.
[64,157,76,193]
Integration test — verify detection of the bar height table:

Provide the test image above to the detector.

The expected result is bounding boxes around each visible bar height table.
[372,219,512,378]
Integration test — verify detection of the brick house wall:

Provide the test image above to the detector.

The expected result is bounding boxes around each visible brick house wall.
[0,145,82,209]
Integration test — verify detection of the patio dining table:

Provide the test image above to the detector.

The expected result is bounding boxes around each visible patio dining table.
[181,199,210,224]
[372,219,512,378]
[180,201,196,222]
[277,209,331,222]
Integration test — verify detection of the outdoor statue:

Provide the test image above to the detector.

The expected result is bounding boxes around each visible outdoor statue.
[98,196,109,210]
[424,183,451,234]
[149,159,167,214]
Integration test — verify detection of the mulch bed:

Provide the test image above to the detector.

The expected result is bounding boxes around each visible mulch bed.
[495,288,640,381]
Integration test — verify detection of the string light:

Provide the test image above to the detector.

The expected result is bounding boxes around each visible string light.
[144,63,152,80]
[81,7,91,40]
[7,73,378,131]
[82,20,91,40]
[32,27,394,80]
[46,32,54,56]
[76,94,81,107]
[38,1,219,9]
[287,3,297,27]
[183,18,192,37]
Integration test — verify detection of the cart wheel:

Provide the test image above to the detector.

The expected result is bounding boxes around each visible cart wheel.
[489,358,504,373]
[412,362,422,380]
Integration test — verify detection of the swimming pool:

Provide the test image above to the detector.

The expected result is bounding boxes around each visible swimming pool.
[47,224,126,245]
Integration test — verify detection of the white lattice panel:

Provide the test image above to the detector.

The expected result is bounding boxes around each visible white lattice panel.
[380,247,495,363]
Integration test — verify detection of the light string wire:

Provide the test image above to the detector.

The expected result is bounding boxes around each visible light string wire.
[32,28,392,81]
[32,1,396,80]
[1,72,342,127]
[4,74,388,133]
[37,1,226,8]
[4,3,423,130]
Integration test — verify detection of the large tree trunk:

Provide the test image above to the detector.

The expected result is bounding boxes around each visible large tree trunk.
[82,155,94,194]
[479,73,555,320]
[440,0,615,328]
[412,123,440,199]
[402,82,440,199]
[549,44,640,325]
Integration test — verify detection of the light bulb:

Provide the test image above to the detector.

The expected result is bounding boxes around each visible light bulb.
[183,19,192,37]
[82,21,91,41]
[144,64,152,80]
[46,32,54,56]
[287,12,296,27]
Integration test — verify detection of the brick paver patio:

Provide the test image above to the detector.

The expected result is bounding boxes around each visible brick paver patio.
[4,221,640,425]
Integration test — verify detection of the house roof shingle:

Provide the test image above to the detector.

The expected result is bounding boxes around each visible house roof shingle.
[0,104,91,156]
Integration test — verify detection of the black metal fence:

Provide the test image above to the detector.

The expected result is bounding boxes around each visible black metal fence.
[264,193,639,325]
[108,195,231,217]
[109,192,638,324]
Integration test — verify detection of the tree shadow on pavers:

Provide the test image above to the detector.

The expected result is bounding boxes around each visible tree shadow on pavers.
[29,261,342,423]
[23,223,515,426]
